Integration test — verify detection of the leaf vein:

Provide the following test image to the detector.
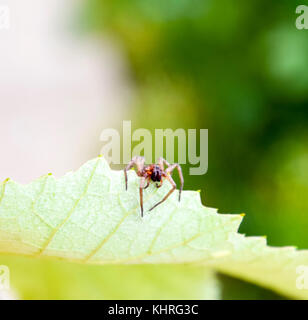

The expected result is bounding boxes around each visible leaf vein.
[36,159,100,255]
[84,186,162,262]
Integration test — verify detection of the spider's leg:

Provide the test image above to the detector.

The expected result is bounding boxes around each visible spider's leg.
[165,163,184,201]
[135,156,145,174]
[156,181,163,188]
[149,175,176,212]
[124,156,145,190]
[158,157,170,171]
[124,157,137,190]
[139,177,146,217]
[144,180,150,189]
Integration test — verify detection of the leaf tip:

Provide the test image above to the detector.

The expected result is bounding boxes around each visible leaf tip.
[196,189,201,193]
[240,213,246,217]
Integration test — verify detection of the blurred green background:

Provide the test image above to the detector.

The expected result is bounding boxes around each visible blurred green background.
[2,0,307,299]
[79,0,308,248]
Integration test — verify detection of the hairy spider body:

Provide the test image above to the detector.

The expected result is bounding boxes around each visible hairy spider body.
[145,165,164,182]
[124,156,184,217]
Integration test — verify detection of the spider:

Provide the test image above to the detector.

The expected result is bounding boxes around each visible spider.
[124,156,184,217]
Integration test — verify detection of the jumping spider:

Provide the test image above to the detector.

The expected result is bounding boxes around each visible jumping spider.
[124,156,184,217]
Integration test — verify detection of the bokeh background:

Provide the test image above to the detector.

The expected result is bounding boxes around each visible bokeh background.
[0,0,307,299]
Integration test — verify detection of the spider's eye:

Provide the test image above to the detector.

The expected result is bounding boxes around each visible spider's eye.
[151,167,161,182]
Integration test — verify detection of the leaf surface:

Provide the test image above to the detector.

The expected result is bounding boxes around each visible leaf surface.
[0,157,307,298]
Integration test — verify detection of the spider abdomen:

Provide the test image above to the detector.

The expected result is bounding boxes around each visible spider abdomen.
[151,166,162,182]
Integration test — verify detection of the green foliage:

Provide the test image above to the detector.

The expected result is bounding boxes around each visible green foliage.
[0,157,307,299]
[0,256,219,300]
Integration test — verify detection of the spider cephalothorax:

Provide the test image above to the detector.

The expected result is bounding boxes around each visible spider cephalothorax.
[124,156,184,217]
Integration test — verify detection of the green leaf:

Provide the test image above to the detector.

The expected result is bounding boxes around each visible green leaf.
[0,157,307,299]
[0,255,221,300]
